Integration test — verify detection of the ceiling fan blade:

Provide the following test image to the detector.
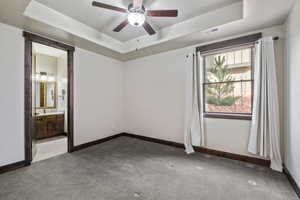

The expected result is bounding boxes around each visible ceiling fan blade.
[133,0,143,8]
[92,1,127,13]
[147,10,178,17]
[143,21,156,35]
[113,19,129,32]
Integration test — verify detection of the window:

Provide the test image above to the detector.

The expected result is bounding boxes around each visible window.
[196,33,262,120]
[202,46,254,119]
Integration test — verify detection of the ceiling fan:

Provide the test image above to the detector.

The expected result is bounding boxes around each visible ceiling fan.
[92,0,178,35]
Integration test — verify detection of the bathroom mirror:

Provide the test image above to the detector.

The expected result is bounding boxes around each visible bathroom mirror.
[35,73,57,109]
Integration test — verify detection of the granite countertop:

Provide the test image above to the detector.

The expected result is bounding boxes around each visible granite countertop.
[35,112,64,116]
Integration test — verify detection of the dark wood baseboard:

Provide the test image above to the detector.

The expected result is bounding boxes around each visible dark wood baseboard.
[0,161,27,175]
[71,134,123,152]
[122,133,184,148]
[283,165,300,199]
[193,146,270,166]
[72,132,269,167]
[121,132,270,167]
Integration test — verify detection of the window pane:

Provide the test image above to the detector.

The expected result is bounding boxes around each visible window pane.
[242,48,251,63]
[204,81,252,114]
[227,52,235,65]
[235,50,242,64]
[205,48,252,82]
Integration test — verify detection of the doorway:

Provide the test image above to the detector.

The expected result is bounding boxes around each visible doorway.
[23,32,74,165]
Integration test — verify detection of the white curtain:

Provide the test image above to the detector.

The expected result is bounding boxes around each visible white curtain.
[248,37,282,172]
[184,52,205,154]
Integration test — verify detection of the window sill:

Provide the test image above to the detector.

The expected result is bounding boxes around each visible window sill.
[204,113,252,121]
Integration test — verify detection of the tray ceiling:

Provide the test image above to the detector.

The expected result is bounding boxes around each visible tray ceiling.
[0,0,294,60]
[35,0,240,42]
[24,0,243,53]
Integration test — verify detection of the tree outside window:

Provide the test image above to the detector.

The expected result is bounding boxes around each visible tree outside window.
[203,47,253,115]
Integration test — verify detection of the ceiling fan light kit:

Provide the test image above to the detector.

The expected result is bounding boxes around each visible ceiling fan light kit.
[92,0,178,35]
[127,4,146,27]
[128,13,145,27]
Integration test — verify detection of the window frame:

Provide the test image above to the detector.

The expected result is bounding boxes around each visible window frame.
[197,33,262,120]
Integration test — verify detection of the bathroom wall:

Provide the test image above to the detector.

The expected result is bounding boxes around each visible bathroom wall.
[34,53,58,113]
[35,53,57,75]
[57,54,68,132]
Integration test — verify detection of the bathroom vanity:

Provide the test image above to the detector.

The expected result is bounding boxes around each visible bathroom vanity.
[35,113,65,139]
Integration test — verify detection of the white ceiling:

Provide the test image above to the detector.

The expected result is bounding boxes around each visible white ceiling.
[0,0,295,61]
[35,0,240,42]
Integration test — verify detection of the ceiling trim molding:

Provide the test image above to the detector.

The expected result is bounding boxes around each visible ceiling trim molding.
[23,31,75,51]
[23,0,243,54]
[24,1,125,52]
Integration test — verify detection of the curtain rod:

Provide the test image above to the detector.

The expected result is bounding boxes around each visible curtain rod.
[255,36,279,44]
[186,36,279,58]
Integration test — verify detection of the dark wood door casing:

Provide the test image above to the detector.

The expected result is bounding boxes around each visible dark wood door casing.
[23,31,75,164]
[24,38,33,165]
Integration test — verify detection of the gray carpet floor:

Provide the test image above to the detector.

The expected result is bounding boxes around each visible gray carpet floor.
[0,136,298,200]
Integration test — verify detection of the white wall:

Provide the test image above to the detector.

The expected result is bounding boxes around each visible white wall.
[74,48,124,146]
[0,23,24,166]
[0,21,287,167]
[124,26,285,157]
[284,0,300,186]
[0,23,124,166]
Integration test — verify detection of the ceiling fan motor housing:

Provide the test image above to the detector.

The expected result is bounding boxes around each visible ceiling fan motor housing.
[128,3,145,13]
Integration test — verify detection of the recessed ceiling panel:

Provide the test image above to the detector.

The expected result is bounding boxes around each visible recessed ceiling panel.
[35,0,240,42]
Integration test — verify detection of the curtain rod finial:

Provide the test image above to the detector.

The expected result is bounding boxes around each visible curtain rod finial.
[186,53,195,58]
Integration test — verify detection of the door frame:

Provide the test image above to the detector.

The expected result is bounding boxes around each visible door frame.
[23,32,75,165]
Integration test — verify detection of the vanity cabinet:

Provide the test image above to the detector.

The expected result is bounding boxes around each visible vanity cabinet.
[35,114,65,139]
